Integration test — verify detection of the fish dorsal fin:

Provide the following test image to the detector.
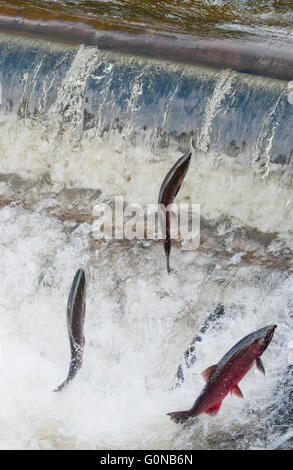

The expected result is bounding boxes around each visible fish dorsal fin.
[202,364,217,383]
[256,357,265,375]
[231,385,244,398]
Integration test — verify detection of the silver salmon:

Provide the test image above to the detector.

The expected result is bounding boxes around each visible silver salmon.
[55,268,86,392]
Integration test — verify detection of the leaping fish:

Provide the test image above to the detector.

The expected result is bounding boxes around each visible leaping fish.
[55,268,86,392]
[158,152,191,273]
[168,324,277,423]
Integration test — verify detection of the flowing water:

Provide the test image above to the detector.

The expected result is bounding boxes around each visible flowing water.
[0,4,293,451]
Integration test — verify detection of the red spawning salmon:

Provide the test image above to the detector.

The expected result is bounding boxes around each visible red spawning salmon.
[168,324,277,423]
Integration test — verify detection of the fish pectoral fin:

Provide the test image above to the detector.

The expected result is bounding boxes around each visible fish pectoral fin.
[231,385,244,398]
[256,357,265,375]
[205,401,222,416]
[201,364,217,383]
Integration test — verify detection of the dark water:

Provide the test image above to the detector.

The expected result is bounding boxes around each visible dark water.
[1,1,293,45]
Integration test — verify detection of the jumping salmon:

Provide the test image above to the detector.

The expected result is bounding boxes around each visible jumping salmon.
[158,152,191,273]
[168,324,277,423]
[55,268,86,392]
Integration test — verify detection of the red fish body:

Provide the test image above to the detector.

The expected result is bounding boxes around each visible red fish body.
[168,324,277,423]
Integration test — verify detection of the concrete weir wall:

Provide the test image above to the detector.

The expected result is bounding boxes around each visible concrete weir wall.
[0,13,293,168]
[1,12,293,81]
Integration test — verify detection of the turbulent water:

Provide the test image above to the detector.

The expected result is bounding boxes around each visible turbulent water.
[0,32,293,450]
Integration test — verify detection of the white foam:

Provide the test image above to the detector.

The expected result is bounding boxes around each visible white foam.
[0,203,291,449]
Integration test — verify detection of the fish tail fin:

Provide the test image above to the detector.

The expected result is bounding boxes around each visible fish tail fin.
[54,368,77,391]
[164,238,171,274]
[166,256,171,274]
[53,377,71,392]
[167,410,191,424]
[54,355,81,392]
